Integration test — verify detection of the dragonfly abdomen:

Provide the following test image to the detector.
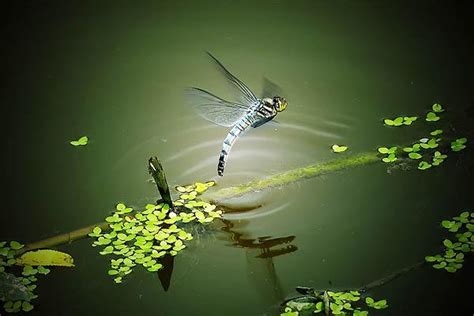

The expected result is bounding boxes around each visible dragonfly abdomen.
[217,114,255,176]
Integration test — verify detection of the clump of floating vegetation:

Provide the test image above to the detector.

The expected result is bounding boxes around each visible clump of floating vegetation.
[89,181,221,283]
[383,116,417,126]
[1,244,74,313]
[281,287,388,316]
[451,138,467,152]
[378,103,468,169]
[377,146,397,163]
[425,211,474,273]
[1,242,55,313]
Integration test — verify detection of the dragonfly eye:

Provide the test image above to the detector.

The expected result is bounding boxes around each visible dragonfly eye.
[274,97,287,112]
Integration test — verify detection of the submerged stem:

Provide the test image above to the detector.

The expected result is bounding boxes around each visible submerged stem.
[205,152,379,202]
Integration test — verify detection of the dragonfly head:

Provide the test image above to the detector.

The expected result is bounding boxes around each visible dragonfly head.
[273,96,288,112]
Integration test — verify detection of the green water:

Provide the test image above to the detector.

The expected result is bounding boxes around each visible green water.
[3,1,473,315]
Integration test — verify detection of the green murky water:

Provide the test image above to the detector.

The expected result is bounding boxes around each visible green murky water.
[3,1,473,315]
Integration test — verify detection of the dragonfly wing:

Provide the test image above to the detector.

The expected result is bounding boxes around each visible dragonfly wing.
[262,77,284,98]
[207,52,259,106]
[185,87,248,127]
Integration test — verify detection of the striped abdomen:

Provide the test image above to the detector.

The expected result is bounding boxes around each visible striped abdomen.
[217,101,277,176]
[217,113,255,176]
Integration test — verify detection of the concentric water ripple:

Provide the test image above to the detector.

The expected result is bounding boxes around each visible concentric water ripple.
[150,108,354,217]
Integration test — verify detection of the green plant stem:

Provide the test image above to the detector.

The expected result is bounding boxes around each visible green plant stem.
[204,151,379,202]
[16,222,109,255]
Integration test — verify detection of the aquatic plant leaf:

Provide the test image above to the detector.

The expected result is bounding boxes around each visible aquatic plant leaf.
[426,112,440,122]
[443,239,453,248]
[441,221,454,229]
[432,158,444,166]
[378,147,389,154]
[332,144,348,153]
[9,241,24,250]
[382,154,397,163]
[70,136,88,146]
[195,182,208,193]
[408,153,422,160]
[393,117,404,126]
[403,116,417,125]
[450,138,467,152]
[418,161,431,170]
[430,129,443,136]
[383,119,394,126]
[36,266,50,275]
[432,103,444,113]
[22,301,34,312]
[434,151,447,159]
[16,250,75,267]
[89,227,102,237]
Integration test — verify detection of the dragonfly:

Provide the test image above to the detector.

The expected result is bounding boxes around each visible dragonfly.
[186,52,288,176]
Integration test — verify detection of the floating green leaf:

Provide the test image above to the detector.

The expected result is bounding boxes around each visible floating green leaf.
[430,129,443,136]
[16,250,75,267]
[451,138,467,152]
[408,152,422,160]
[425,112,440,122]
[403,116,418,125]
[432,103,444,113]
[420,138,438,149]
[9,241,24,250]
[382,153,397,163]
[332,144,348,153]
[70,136,88,146]
[418,161,431,170]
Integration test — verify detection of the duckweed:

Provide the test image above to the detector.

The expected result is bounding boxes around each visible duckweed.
[332,144,348,153]
[281,288,388,315]
[70,136,88,146]
[425,211,473,273]
[383,116,417,126]
[432,103,444,113]
[89,181,221,283]
[451,138,467,152]
[1,241,53,313]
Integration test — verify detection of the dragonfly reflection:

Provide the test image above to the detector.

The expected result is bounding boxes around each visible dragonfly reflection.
[186,52,288,176]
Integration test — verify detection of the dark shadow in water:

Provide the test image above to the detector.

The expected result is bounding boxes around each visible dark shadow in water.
[154,217,298,296]
[221,219,298,304]
[157,254,175,292]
